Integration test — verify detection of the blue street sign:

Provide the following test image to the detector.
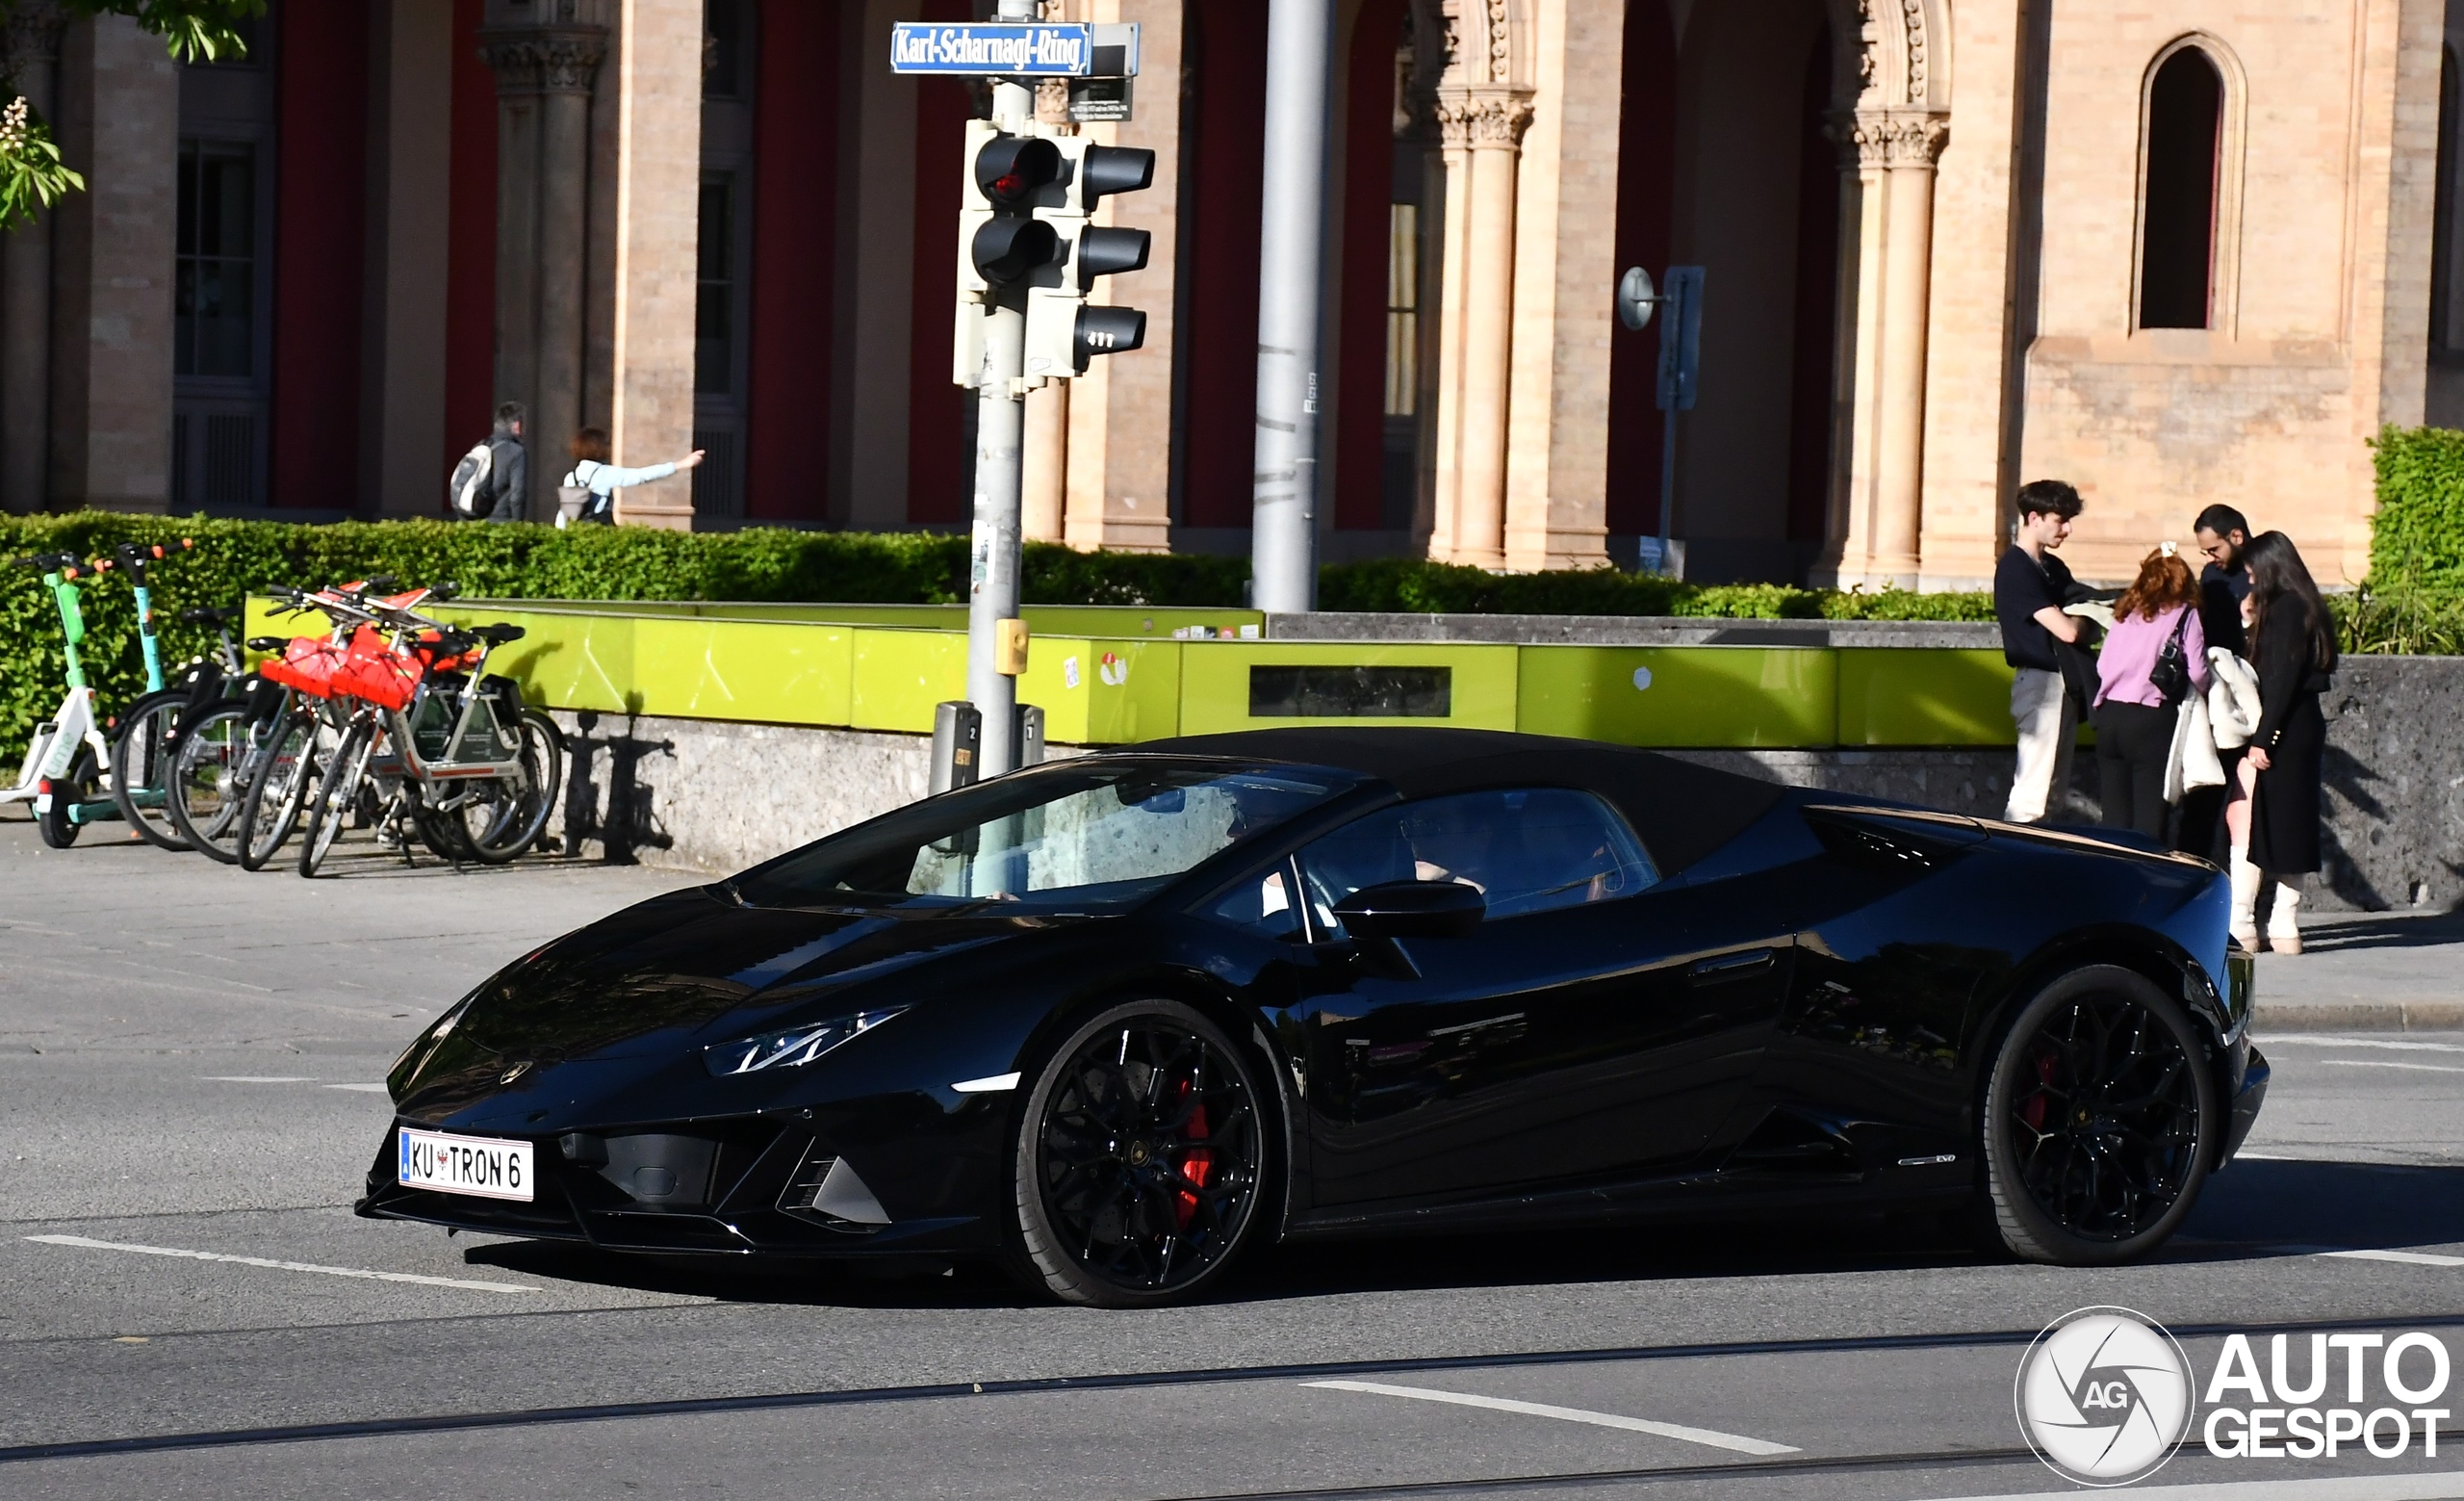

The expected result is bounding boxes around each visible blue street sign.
[1655,265,1705,413]
[890,22,1094,77]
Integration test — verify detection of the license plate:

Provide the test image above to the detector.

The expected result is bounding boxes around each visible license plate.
[398,1127,534,1203]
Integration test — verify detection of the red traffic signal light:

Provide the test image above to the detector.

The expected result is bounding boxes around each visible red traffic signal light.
[974,137,1061,208]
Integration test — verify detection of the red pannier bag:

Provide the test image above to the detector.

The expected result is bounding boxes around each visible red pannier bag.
[330,625,424,711]
[258,635,347,699]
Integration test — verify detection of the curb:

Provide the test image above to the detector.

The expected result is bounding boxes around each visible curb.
[2258,1001,2464,1034]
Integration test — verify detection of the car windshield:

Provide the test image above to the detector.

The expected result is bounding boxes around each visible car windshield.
[731,758,1364,912]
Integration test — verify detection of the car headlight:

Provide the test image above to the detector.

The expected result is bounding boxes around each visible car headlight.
[704,1007,908,1076]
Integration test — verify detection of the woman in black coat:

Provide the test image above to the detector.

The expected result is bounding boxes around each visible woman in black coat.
[2240,531,2337,953]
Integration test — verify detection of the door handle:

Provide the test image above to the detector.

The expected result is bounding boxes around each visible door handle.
[1690,947,1777,981]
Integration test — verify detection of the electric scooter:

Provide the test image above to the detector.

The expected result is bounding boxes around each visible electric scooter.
[5,552,123,847]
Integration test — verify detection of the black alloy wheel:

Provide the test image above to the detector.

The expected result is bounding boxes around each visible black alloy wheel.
[1011,1001,1269,1307]
[1983,964,2219,1265]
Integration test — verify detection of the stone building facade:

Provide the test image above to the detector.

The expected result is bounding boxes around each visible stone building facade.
[1,0,2455,587]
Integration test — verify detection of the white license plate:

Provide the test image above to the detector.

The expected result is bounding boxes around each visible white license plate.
[398,1127,534,1203]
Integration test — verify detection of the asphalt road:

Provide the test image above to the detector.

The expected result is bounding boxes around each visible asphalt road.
[8,816,2464,1500]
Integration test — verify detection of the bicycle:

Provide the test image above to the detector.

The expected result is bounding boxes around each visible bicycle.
[94,541,229,851]
[295,595,560,877]
[231,582,397,871]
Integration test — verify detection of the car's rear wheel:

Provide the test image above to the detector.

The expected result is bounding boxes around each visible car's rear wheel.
[1009,1000,1269,1307]
[1983,964,2219,1264]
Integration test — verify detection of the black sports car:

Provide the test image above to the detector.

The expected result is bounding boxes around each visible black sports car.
[361,728,2268,1306]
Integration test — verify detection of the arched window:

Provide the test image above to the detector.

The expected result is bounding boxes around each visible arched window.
[2139,46,2225,330]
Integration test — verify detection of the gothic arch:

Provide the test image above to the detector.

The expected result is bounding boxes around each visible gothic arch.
[2132,32,2248,336]
[1822,0,1951,114]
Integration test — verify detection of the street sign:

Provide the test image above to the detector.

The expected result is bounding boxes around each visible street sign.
[892,22,1095,77]
[1656,266,1705,413]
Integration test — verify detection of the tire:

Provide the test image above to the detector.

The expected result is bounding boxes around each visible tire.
[237,712,319,871]
[1008,1000,1270,1307]
[442,709,562,866]
[36,745,98,850]
[298,719,376,878]
[1981,964,2220,1265]
[109,690,192,852]
[165,701,252,865]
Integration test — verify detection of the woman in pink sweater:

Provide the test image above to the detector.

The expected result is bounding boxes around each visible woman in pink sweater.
[2092,548,2210,838]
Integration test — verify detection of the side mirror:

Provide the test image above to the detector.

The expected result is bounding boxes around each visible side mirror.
[1330,880,1484,941]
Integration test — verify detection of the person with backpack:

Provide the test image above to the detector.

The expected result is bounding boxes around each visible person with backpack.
[557,427,704,526]
[2090,545,2211,839]
[448,402,530,523]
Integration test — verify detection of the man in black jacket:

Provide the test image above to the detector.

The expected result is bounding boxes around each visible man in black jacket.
[1997,479,2087,824]
[483,402,529,524]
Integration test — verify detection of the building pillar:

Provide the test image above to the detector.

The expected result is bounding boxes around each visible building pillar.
[1425,90,1530,567]
[363,0,453,519]
[1022,380,1067,542]
[481,17,605,523]
[1827,108,1945,589]
[1,1,66,514]
[48,14,176,514]
[601,0,702,530]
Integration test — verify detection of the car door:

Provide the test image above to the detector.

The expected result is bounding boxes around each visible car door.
[1288,787,1790,1207]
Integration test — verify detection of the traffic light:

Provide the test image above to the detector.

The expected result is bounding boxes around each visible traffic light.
[954,120,1065,387]
[1023,140,1157,378]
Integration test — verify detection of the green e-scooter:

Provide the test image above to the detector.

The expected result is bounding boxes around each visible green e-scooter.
[5,553,124,847]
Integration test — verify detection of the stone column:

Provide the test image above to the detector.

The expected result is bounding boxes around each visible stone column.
[600,0,703,531]
[1426,90,1529,567]
[48,14,175,513]
[481,19,605,523]
[1829,108,1945,589]
[1,1,65,513]
[1021,380,1067,542]
[363,0,453,518]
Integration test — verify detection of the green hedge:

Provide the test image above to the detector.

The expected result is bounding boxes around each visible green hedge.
[3,511,1994,763]
[2371,424,2464,592]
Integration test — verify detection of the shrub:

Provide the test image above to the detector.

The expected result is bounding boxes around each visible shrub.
[2370,425,2464,593]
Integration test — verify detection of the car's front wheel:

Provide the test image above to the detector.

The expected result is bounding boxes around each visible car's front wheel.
[1983,964,2220,1264]
[1009,1000,1270,1307]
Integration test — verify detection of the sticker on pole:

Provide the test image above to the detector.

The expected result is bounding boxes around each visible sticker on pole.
[891,22,1094,76]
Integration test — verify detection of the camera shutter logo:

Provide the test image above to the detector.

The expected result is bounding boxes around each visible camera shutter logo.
[2015,1306,2195,1487]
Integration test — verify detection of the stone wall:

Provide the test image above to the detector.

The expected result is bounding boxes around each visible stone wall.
[544,656,2464,916]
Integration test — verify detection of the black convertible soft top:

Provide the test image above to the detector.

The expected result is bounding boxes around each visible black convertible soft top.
[1135,728,1790,877]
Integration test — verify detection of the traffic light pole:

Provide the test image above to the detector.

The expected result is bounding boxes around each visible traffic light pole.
[1249,0,1332,615]
[967,54,1038,779]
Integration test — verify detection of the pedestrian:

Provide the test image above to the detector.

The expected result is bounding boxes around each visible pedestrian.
[557,427,705,527]
[1996,479,2089,824]
[2091,545,2211,840]
[2205,608,2267,946]
[2239,531,2338,954]
[2175,504,2254,858]
[446,401,530,523]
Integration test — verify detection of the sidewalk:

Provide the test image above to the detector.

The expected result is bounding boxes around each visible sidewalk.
[2253,907,2464,1032]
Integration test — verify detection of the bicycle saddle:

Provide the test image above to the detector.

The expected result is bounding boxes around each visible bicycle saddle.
[181,606,242,625]
[472,623,526,645]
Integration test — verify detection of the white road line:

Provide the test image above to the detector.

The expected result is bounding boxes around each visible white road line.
[200,1075,317,1084]
[25,1235,538,1293]
[1299,1379,1798,1457]
[2321,1059,2464,1074]
[2266,1037,2464,1053]
[1927,1470,2464,1500]
[2320,1247,2464,1267]
[323,1082,390,1093]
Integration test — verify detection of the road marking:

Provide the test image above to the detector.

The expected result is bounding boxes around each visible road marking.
[1928,1469,2464,1500]
[2320,1247,2464,1267]
[200,1075,317,1084]
[2266,1037,2464,1053]
[2320,1059,2464,1074]
[952,1073,1021,1093]
[1300,1379,1798,1457]
[323,1082,390,1093]
[25,1235,538,1293]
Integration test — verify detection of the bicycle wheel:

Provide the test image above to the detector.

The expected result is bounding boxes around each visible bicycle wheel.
[165,701,252,864]
[237,712,318,871]
[440,710,563,866]
[298,718,376,878]
[36,745,99,850]
[109,690,192,852]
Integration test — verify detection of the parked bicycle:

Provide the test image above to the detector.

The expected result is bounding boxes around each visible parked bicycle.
[293,592,560,877]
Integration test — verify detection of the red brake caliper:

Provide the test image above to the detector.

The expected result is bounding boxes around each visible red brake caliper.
[2020,1048,2057,1131]
[1174,1076,1213,1229]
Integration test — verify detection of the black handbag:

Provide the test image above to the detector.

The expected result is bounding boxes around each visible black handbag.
[2149,608,2194,705]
